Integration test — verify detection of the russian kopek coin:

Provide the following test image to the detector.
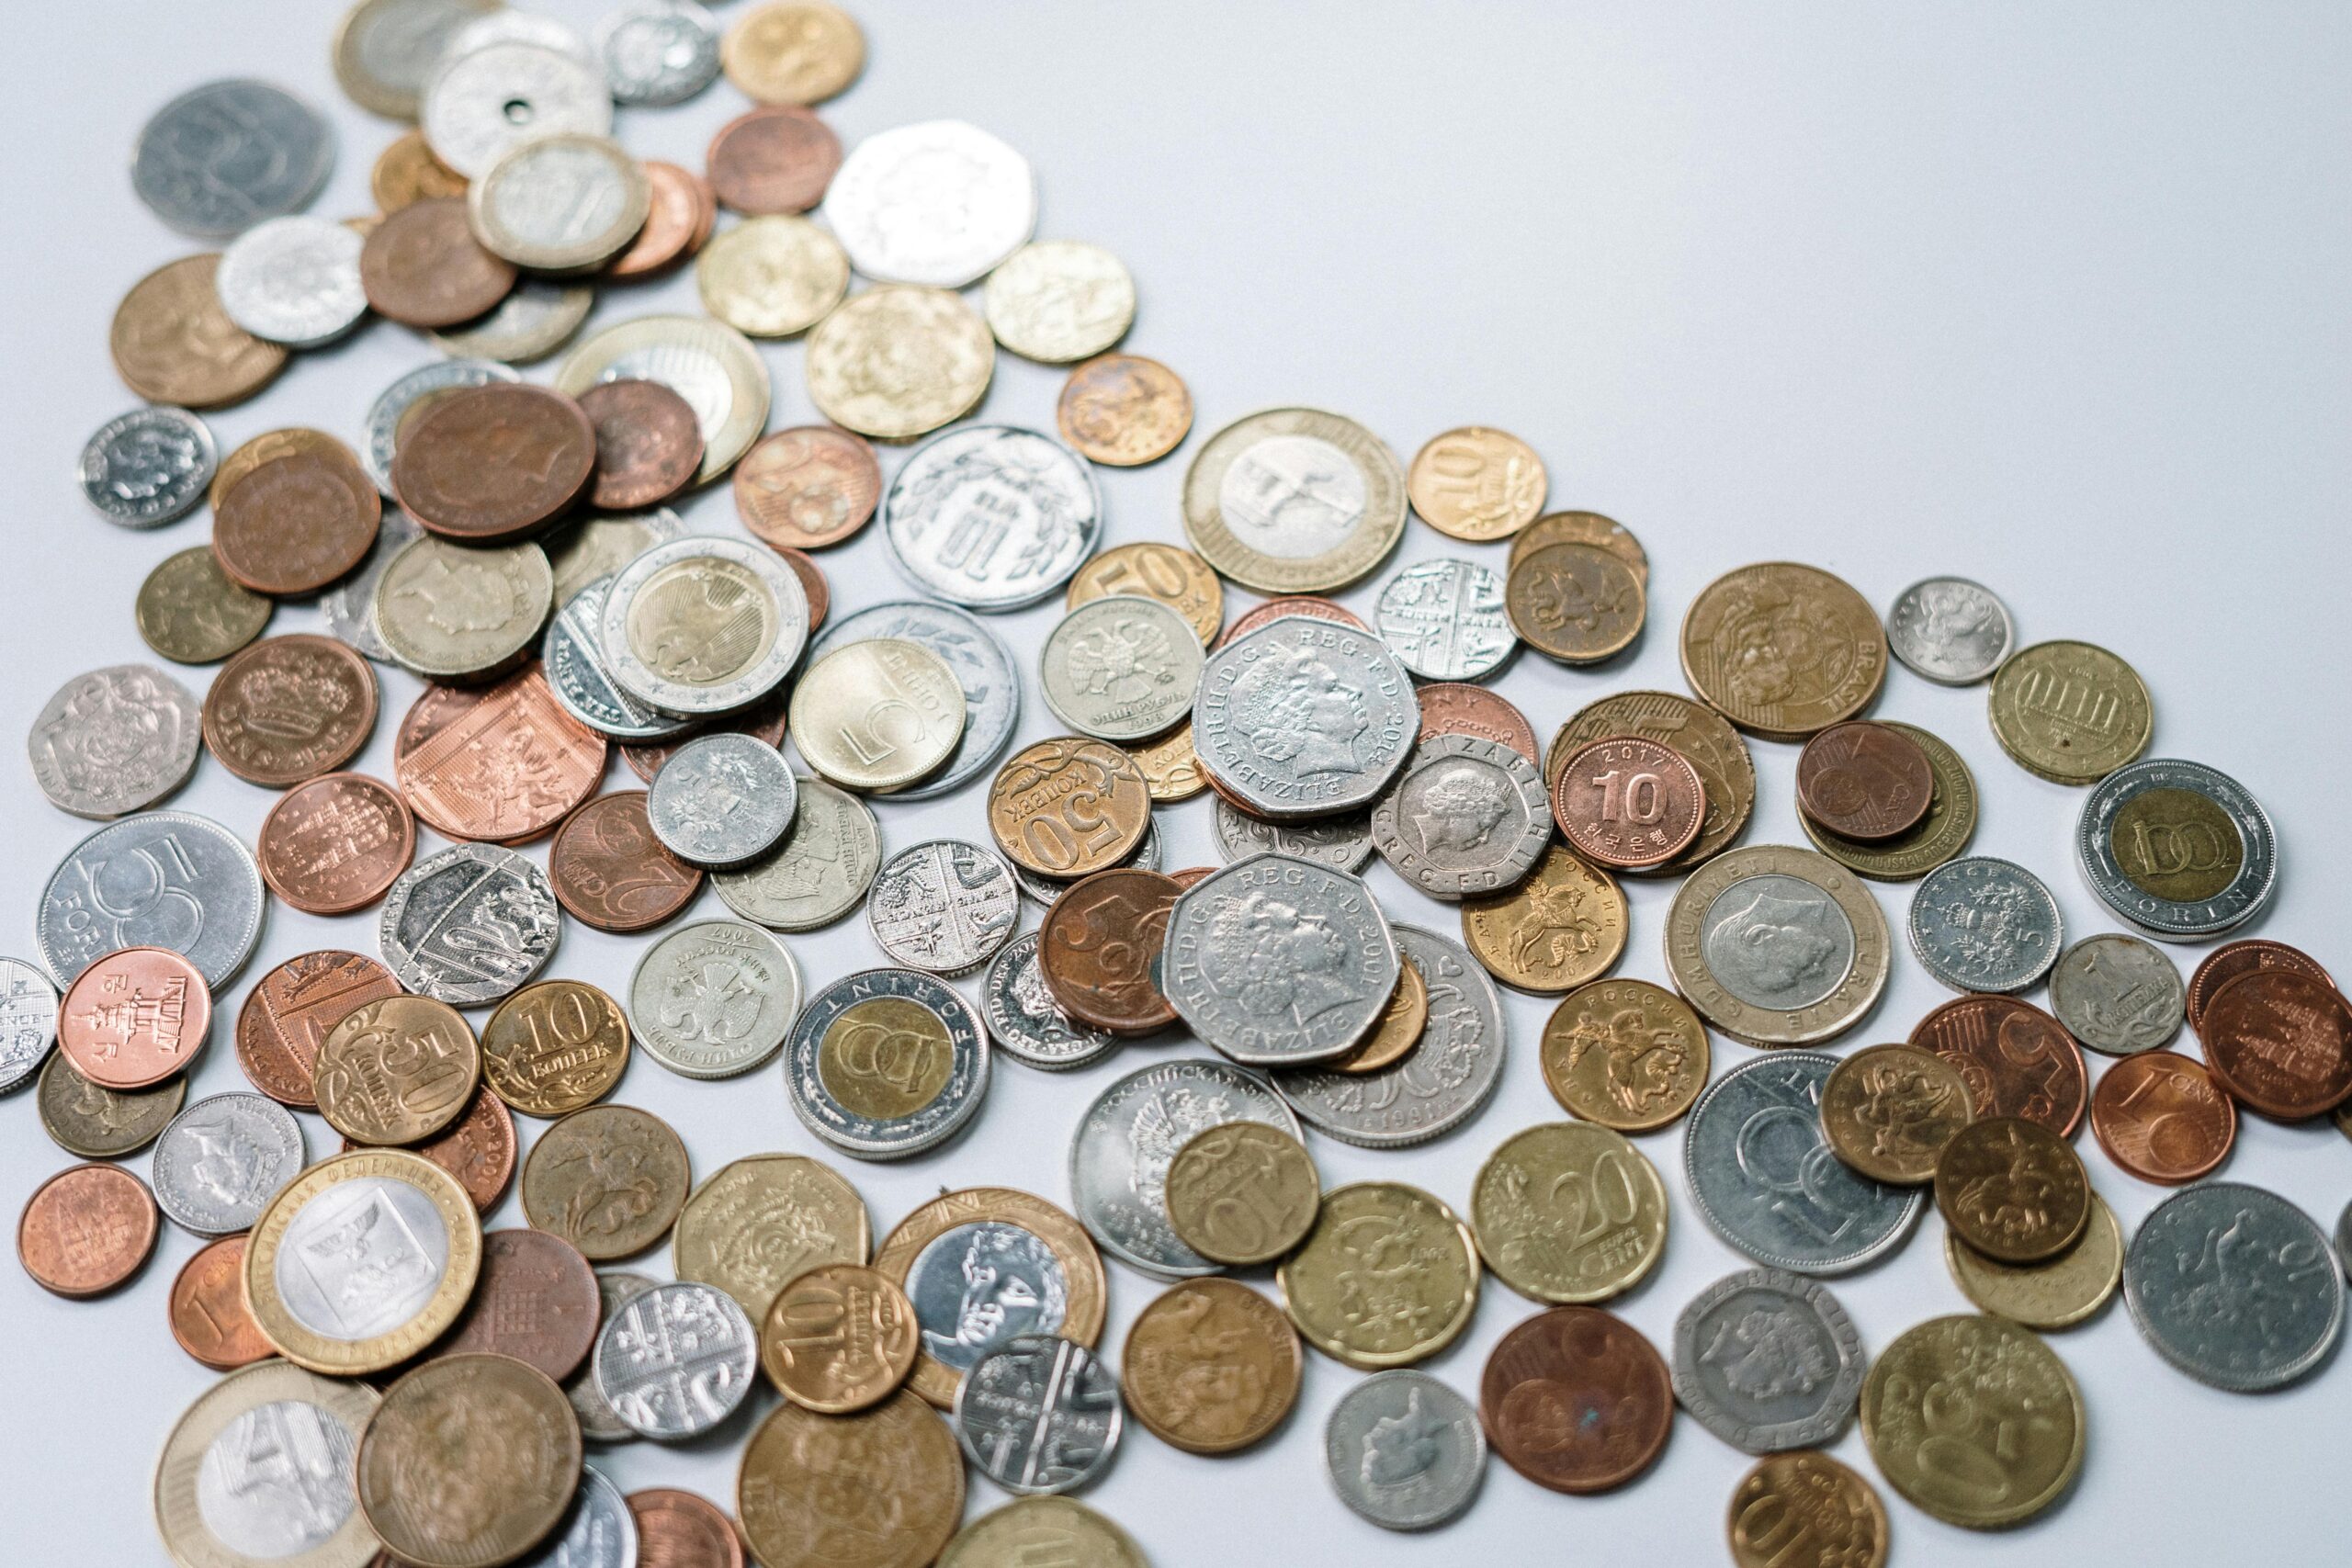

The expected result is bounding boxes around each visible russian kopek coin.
[1370,735,1551,899]
[1885,576,2014,685]
[785,967,989,1159]
[865,840,1020,976]
[423,40,615,177]
[39,811,266,988]
[1905,855,2063,993]
[79,407,217,526]
[628,919,801,1078]
[595,0,722,106]
[2123,1182,2342,1392]
[1374,558,1518,682]
[216,216,369,346]
[881,426,1102,612]
[2075,758,2277,942]
[362,360,519,495]
[133,78,334,239]
[808,600,1022,800]
[600,536,809,716]
[379,843,560,1006]
[520,1467,638,1568]
[1040,595,1203,741]
[1323,1370,1485,1531]
[2047,932,2185,1055]
[823,119,1037,287]
[1193,616,1419,820]
[710,779,882,933]
[152,1359,380,1568]
[1012,819,1161,907]
[1670,1269,1866,1454]
[28,664,203,818]
[646,732,797,868]
[153,1092,306,1236]
[543,574,695,740]
[1182,408,1408,594]
[320,508,421,662]
[0,959,59,1094]
[1662,844,1890,1047]
[593,1280,759,1438]
[954,1335,1123,1495]
[1212,798,1374,874]
[979,932,1121,1072]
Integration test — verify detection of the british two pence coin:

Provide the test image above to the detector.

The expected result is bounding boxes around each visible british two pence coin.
[789,637,965,791]
[233,951,401,1109]
[1182,408,1406,594]
[394,667,605,841]
[1680,562,1887,740]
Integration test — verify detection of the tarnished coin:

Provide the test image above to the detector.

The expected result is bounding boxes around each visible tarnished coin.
[675,1153,868,1326]
[134,77,334,237]
[1989,638,2154,784]
[712,776,881,931]
[152,1360,379,1568]
[722,0,865,104]
[1459,843,1628,996]
[1040,868,1182,1034]
[2188,939,2335,1032]
[548,790,703,933]
[786,967,989,1158]
[38,1053,184,1159]
[358,1352,582,1566]
[824,118,1035,286]
[1550,689,1756,874]
[790,637,966,791]
[980,932,1121,1072]
[110,253,288,410]
[436,1227,602,1382]
[942,1498,1147,1568]
[2049,932,2185,1054]
[1727,1451,1889,1568]
[153,1091,304,1236]
[732,425,879,548]
[707,105,842,214]
[1182,408,1407,594]
[554,312,771,483]
[1192,615,1419,819]
[1161,853,1398,1067]
[201,636,378,789]
[955,1335,1123,1495]
[761,1262,918,1414]
[1934,1117,2091,1264]
[1681,563,1887,740]
[1321,1370,1486,1531]
[1887,576,2014,685]
[647,733,797,870]
[28,663,202,818]
[1946,1193,2123,1331]
[393,383,596,543]
[1374,558,1517,681]
[56,945,209,1090]
[1818,1043,1973,1184]
[1672,1269,1865,1453]
[480,980,629,1117]
[1907,855,2064,993]
[138,546,272,664]
[38,810,265,987]
[628,919,800,1079]
[805,283,995,440]
[1540,978,1708,1133]
[1794,721,1933,841]
[1472,1122,1667,1304]
[0,958,58,1096]
[738,1392,963,1568]
[1505,541,1645,665]
[1909,994,2088,1135]
[380,844,560,1006]
[2125,1182,2343,1391]
[423,38,613,176]
[984,240,1135,362]
[80,406,217,527]
[164,1252,278,1377]
[361,196,516,325]
[1408,426,1546,542]
[1041,595,1202,741]
[315,993,480,1145]
[577,379,702,511]
[865,840,1020,976]
[363,361,521,495]
[1371,734,1551,898]
[374,535,555,682]
[882,425,1102,610]
[1280,1182,1478,1370]
[17,1162,158,1297]
[395,667,606,842]
[607,158,714,278]
[1550,735,1706,871]
[523,1104,691,1260]
[1861,1315,2083,1529]
[1164,1122,1319,1267]
[1214,796,1374,874]
[1479,1306,1672,1494]
[2076,757,2276,941]
[810,599,1021,799]
[214,451,383,599]
[1662,844,1888,1046]
[432,277,595,363]
[1123,1278,1302,1455]
[598,0,721,105]
[1798,720,1978,883]
[2089,1049,2234,1183]
[215,216,368,346]
[1057,353,1194,466]
[594,1280,761,1438]
[2200,969,2352,1120]
[1510,513,1651,581]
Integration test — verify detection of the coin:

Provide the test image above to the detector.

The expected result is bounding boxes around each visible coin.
[335,0,503,115]
[395,667,606,840]
[786,967,990,1157]
[738,1391,963,1568]
[1946,1192,2123,1331]
[1322,949,1425,1075]
[1161,853,1398,1066]
[38,810,265,987]
[1935,1116,2091,1263]
[1479,1305,1671,1493]
[608,158,714,277]
[981,240,1135,363]
[1509,510,1649,581]
[1041,596,1202,741]
[1681,563,1887,739]
[1727,1451,1889,1568]
[572,381,702,514]
[2089,1050,2234,1183]
[201,636,379,789]
[627,919,801,1079]
[790,637,966,791]
[314,993,480,1145]
[1906,855,2064,992]
[1663,844,1888,1045]
[477,980,628,1117]
[321,507,419,661]
[110,254,288,409]
[373,127,469,211]
[1909,994,2088,1135]
[432,277,595,362]
[360,196,516,324]
[722,0,865,104]
[397,1085,517,1213]
[167,1234,273,1371]
[1673,1269,1865,1455]
[379,843,561,1006]
[1279,1181,1478,1369]
[37,1053,183,1159]
[2126,1181,2343,1391]
[711,776,882,931]
[732,425,878,547]
[675,1153,868,1325]
[880,426,1101,610]
[214,451,383,599]
[2188,939,2335,1032]
[57,945,209,1090]
[805,283,995,440]
[1453,842,1621,995]
[134,76,333,235]
[599,0,721,104]
[707,105,842,213]
[153,1359,380,1568]
[1130,723,1208,804]
[761,1262,918,1414]
[1183,408,1407,593]
[153,1091,305,1235]
[545,576,695,743]
[1313,1368,1487,1531]
[1418,681,1540,763]
[1040,868,1182,1033]
[628,1486,741,1566]
[1505,541,1645,665]
[1406,426,1546,542]
[81,405,217,527]
[648,733,798,869]
[1988,638,2154,784]
[1193,615,1419,819]
[1886,575,2013,684]
[1816,1043,1972,1184]
[1208,800,1364,879]
[374,535,556,682]
[424,37,613,176]
[978,933,1121,1073]
[1549,689,1756,874]
[251,776,414,923]
[1799,720,1978,882]
[824,118,1035,285]
[1370,558,1515,681]
[393,383,596,542]
[594,1280,760,1438]
[0,959,57,1096]
[216,216,368,345]
[434,1227,603,1382]
[1861,1314,2084,1528]
[1793,720,1932,841]
[1538,978,1707,1133]
[2077,757,2276,941]
[555,313,771,483]
[17,1163,158,1297]
[2200,969,2352,1120]
[28,663,201,818]
[1472,1122,1667,1304]
[1219,594,1373,644]
[1123,1278,1303,1454]
[941,1497,1148,1568]
[1163,1122,1318,1267]
[209,424,356,512]
[1057,353,1194,466]
[513,1105,687,1267]
[1370,735,1551,899]
[358,1352,582,1567]
[809,599,1022,799]
[545,791,701,935]
[137,547,272,665]
[1550,735,1706,871]
[865,841,1020,976]
[955,1335,1123,1495]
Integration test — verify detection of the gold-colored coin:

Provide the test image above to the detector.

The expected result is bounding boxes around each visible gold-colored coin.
[675,1153,869,1326]
[695,214,850,338]
[789,637,967,792]
[987,737,1153,876]
[1540,977,1709,1132]
[109,254,288,410]
[1860,1314,2085,1529]
[941,1497,1149,1568]
[1065,541,1223,645]
[314,994,481,1146]
[1459,843,1628,994]
[1727,1450,1890,1568]
[479,980,628,1117]
[721,0,866,105]
[1407,426,1547,543]
[2109,787,2242,902]
[739,1390,962,1568]
[1800,721,1978,882]
[371,128,468,212]
[356,1352,582,1568]
[1944,1194,2122,1331]
[1681,562,1888,741]
[983,241,1136,364]
[1327,954,1427,1076]
[373,535,555,682]
[1506,541,1646,664]
[154,1359,383,1568]
[1933,1117,2091,1264]
[1181,407,1407,594]
[209,425,355,511]
[1129,722,1207,803]
[1549,689,1756,874]
[520,1103,692,1261]
[1276,1181,1478,1369]
[1122,1278,1302,1455]
[36,1052,184,1158]
[1057,353,1194,467]
[1164,1122,1321,1267]
[805,285,994,441]
[136,545,272,664]
[820,997,955,1119]
[1510,510,1649,581]
[1471,1122,1668,1303]
[761,1261,919,1414]
[1819,1043,1973,1183]
[1661,843,1891,1047]
[1987,639,2153,784]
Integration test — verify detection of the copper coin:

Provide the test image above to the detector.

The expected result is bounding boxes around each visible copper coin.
[1056,353,1193,467]
[348,1086,517,1213]
[607,161,714,279]
[58,947,209,1091]
[210,427,357,513]
[707,106,842,213]
[577,378,705,512]
[394,665,608,842]
[1479,1305,1672,1494]
[627,1489,744,1568]
[1794,721,1934,841]
[623,686,788,782]
[548,791,704,933]
[1040,868,1184,1035]
[1170,866,1216,890]
[1417,682,1541,764]
[391,383,598,542]
[1218,595,1370,648]
[732,426,881,551]
[236,951,403,1108]
[213,451,382,596]
[202,635,379,787]
[371,129,469,212]
[775,546,829,632]
[257,773,417,916]
[2186,939,2335,1032]
[2089,1049,2236,1183]
[169,1234,272,1370]
[1909,994,2087,1137]
[18,1163,159,1297]
[1931,1116,2090,1263]
[360,196,517,327]
[109,253,287,409]
[434,1227,603,1382]
[2199,969,2352,1120]
[1549,736,1706,870]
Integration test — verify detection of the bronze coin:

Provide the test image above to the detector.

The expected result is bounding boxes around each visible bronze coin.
[549,791,704,933]
[1480,1305,1672,1494]
[1170,866,1216,889]
[59,947,210,1091]
[2186,939,2335,1032]
[1122,1278,1303,1456]
[732,426,882,550]
[1417,682,1541,764]
[1327,957,1428,1076]
[760,1262,920,1414]
[1909,995,2087,1137]
[607,161,713,279]
[371,129,469,213]
[109,253,287,409]
[1795,721,1934,841]
[1056,353,1194,467]
[481,981,630,1119]
[210,427,356,513]
[1039,868,1183,1035]
[1727,1451,1889,1568]
[1549,736,1706,870]
[17,1163,159,1298]
[37,1054,183,1160]
[349,1086,518,1213]
[520,1103,692,1261]
[170,1234,273,1371]
[360,196,517,326]
[627,1489,743,1568]
[395,666,609,843]
[392,382,598,542]
[1507,541,1646,665]
[1217,595,1370,648]
[2089,1049,2235,1184]
[2199,969,2352,1120]
[435,1227,603,1382]
[775,546,830,632]
[624,685,790,781]
[1932,1116,2091,1264]
[202,635,379,787]
[578,378,705,511]
[707,106,842,213]
[257,773,417,916]
[236,951,404,1108]
[212,451,382,596]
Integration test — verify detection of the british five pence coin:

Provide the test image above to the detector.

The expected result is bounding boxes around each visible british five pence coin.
[647,733,798,868]
[865,840,1020,976]
[954,1335,1123,1495]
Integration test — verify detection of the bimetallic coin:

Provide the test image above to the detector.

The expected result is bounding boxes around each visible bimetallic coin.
[2089,1051,2234,1183]
[357,1353,582,1568]
[379,844,561,1006]
[809,599,1022,800]
[470,132,650,273]
[1550,688,1756,874]
[1680,563,1887,740]
[1192,615,1419,820]
[215,216,368,346]
[1946,1193,2123,1331]
[1671,1269,1865,1453]
[711,777,882,932]
[628,919,801,1079]
[980,932,1121,1072]
[1539,977,1708,1134]
[1182,408,1408,594]
[138,547,273,664]
[80,407,216,526]
[674,1153,868,1326]
[1933,1117,2091,1264]
[1506,541,1645,664]
[1407,426,1546,543]
[1322,1370,1486,1530]
[554,313,771,484]
[1162,853,1398,1067]
[1727,1452,1889,1568]
[761,1262,918,1414]
[1164,1122,1319,1267]
[1860,1315,2084,1528]
[647,732,798,869]
[954,1335,1123,1495]
[315,994,481,1145]
[544,576,695,742]
[1459,843,1628,996]
[941,1498,1146,1568]
[805,284,995,440]
[1371,735,1551,899]
[2075,757,2276,941]
[1280,1182,1479,1370]
[1663,844,1888,1047]
[37,1053,184,1159]
[2049,932,2186,1055]
[152,1359,379,1568]
[38,810,265,987]
[597,0,722,105]
[790,637,967,792]
[1123,1278,1302,1455]
[1479,1306,1672,1494]
[134,77,334,237]
[1818,1043,1973,1184]
[1799,720,1977,883]
[153,1092,305,1236]
[738,1393,964,1568]
[600,536,809,718]
[1906,855,2063,993]
[523,1105,691,1260]
[786,968,989,1159]
[0,959,59,1095]
[1214,796,1374,874]
[1990,639,2154,784]
[1472,1122,1667,1304]
[1041,595,1202,740]
[594,1280,761,1438]
[319,507,418,663]
[865,841,1020,976]
[1886,576,2014,684]
[1375,558,1517,681]
[822,118,1036,287]
[882,426,1102,611]
[28,664,202,818]
[1910,994,2088,1136]
[374,535,554,682]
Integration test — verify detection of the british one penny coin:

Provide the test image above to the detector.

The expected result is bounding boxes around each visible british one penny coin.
[257,773,417,916]
[1170,866,1215,889]
[360,196,518,327]
[1480,1305,1672,1494]
[58,946,209,1091]
[1327,956,1427,1076]
[18,1163,160,1298]
[1795,721,1935,841]
[1909,994,2088,1137]
[170,1234,273,1371]
[434,1227,604,1382]
[607,161,714,279]
[481,980,630,1118]
[1057,353,1194,467]
[316,994,481,1146]
[1549,735,1706,870]
[350,1085,517,1213]
[236,950,403,1108]
[2089,1049,2236,1183]
[210,426,356,512]
[549,791,704,932]
[760,1262,920,1414]
[1417,682,1542,765]
[1932,1116,2091,1264]
[707,105,842,214]
[371,129,469,212]
[731,426,882,550]
[395,666,608,843]
[2199,969,2352,1120]
[775,546,829,632]
[202,635,379,787]
[109,253,287,409]
[392,382,598,542]
[623,685,791,783]
[2186,939,2335,1032]
[578,378,705,511]
[213,450,382,596]
[628,1488,744,1568]
[1217,594,1370,648]
[1039,867,1183,1035]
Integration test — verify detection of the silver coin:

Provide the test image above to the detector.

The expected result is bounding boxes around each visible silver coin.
[431,277,596,363]
[592,1280,759,1439]
[422,40,614,178]
[1374,558,1517,682]
[1322,1371,1485,1532]
[1369,735,1550,899]
[2338,1199,2351,1281]
[362,359,519,494]
[1682,1053,1923,1276]
[378,843,560,1006]
[543,574,695,740]
[627,919,801,1079]
[471,133,650,273]
[2075,757,2277,942]
[1274,924,1504,1148]
[1905,855,2063,993]
[1161,853,1399,1067]
[28,663,202,818]
[215,216,368,346]
[38,811,265,988]
[1886,576,2014,685]
[908,1220,1072,1374]
[1669,1269,1865,1454]
[979,932,1121,1072]
[78,407,217,527]
[1040,596,1203,741]
[1193,615,1419,821]
[1067,1057,1303,1278]
[0,959,59,1094]
[272,1169,454,1346]
[954,1335,1123,1496]
[823,119,1037,288]
[1212,798,1373,874]
[443,8,598,67]
[569,1271,657,1444]
[599,536,809,717]
[1012,818,1161,907]
[594,0,720,106]
[2047,932,2185,1055]
[153,1092,304,1237]
[808,600,1022,801]
[865,840,1020,976]
[180,1371,364,1560]
[647,733,798,868]
[132,78,334,239]
[711,777,883,932]
[881,425,1102,611]
[783,967,989,1160]
[317,508,420,663]
[517,1467,637,1568]
[2123,1182,2344,1393]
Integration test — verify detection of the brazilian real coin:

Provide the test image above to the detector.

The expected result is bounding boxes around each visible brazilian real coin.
[1987,639,2153,784]
[1860,1314,2085,1529]
[1663,844,1890,1046]
[2075,757,2276,941]
[785,968,990,1159]
[1182,408,1407,594]
[1679,563,1887,741]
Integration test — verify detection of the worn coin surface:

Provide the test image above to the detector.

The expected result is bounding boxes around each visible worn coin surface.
[761,1262,919,1414]
[737,1391,964,1568]
[1123,1278,1303,1455]
[138,546,273,664]
[984,240,1135,362]
[1321,1370,1486,1531]
[1039,867,1182,1034]
[697,212,851,335]
[153,1091,304,1236]
[1407,426,1546,543]
[1280,1181,1479,1370]
[214,449,384,598]
[2123,1182,2343,1391]
[1505,541,1646,665]
[722,0,865,104]
[1521,514,1651,579]
[548,790,703,933]
[1372,735,1551,899]
[110,253,288,410]
[1663,844,1888,1046]
[379,843,561,1006]
[823,118,1036,286]
[1801,719,1979,883]
[362,361,520,497]
[521,1103,691,1261]
[2051,932,2186,1055]
[2089,1049,2234,1183]
[790,637,967,792]
[555,312,771,483]
[1459,842,1628,996]
[1989,638,2154,784]
[1818,1043,1973,1184]
[2076,756,2275,941]
[1041,594,1203,740]
[1907,855,2064,993]
[675,1152,868,1326]
[17,1161,159,1297]
[81,406,217,527]
[167,1234,271,1369]
[1479,1305,1672,1494]
[361,197,516,326]
[216,216,368,346]
[37,1052,183,1158]
[372,125,470,211]
[1550,689,1756,874]
[38,809,265,987]
[594,1280,761,1439]
[1860,1314,2084,1529]
[1551,735,1706,871]
[628,919,801,1079]
[395,667,606,841]
[1909,993,2088,1135]
[1057,353,1194,466]
[357,1352,582,1568]
[732,424,880,550]
[1934,1116,2091,1264]
[151,1359,379,1568]
[1193,615,1419,819]
[1183,408,1407,593]
[2199,968,2352,1120]
[1886,575,2014,684]
[805,283,995,440]
[1472,1122,1667,1304]
[711,776,882,931]
[1726,1451,1890,1568]
[1794,720,1933,842]
[433,277,595,364]
[1946,1193,2123,1331]
[865,840,1020,976]
[1671,1269,1865,1454]
[786,967,990,1158]
[1681,563,1887,740]
[1164,1121,1319,1267]
[314,993,481,1145]
[1214,797,1374,874]
[28,663,202,819]
[436,1227,602,1382]
[810,599,1021,800]
[56,945,209,1090]
[979,932,1121,1072]
[955,1335,1124,1495]
[1375,558,1518,682]
[576,378,702,513]
[374,535,555,682]
[135,76,334,237]
[1161,853,1398,1066]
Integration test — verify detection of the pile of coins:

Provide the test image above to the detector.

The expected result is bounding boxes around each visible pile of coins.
[17,2,2350,1566]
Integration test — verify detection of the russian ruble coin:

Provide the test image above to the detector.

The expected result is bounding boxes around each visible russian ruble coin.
[1193,615,1419,819]
[1322,1370,1486,1531]
[2076,757,2276,941]
[1817,1043,1973,1184]
[215,216,368,346]
[1988,638,2153,784]
[1370,734,1551,898]
[1374,558,1518,681]
[153,1092,306,1236]
[2048,932,2185,1054]
[1885,576,2013,685]
[1278,1181,1479,1370]
[982,241,1135,363]
[469,132,650,273]
[881,425,1101,611]
[79,407,216,526]
[1163,1122,1318,1266]
[432,277,596,363]
[600,536,809,717]
[1161,853,1399,1066]
[954,1335,1123,1495]
[739,1393,965,1568]
[1680,563,1887,741]
[1946,1194,2122,1332]
[1213,796,1374,873]
[979,932,1121,1072]
[695,213,850,336]
[28,664,202,818]
[1278,924,1505,1148]
[823,119,1036,286]
[809,600,1021,799]
[1407,426,1546,544]
[647,732,798,868]
[361,359,520,495]
[1798,720,1977,882]
[1471,1121,1664,1303]
[786,968,989,1159]
[545,507,685,606]
[374,534,554,682]
[0,959,58,1094]
[318,508,419,662]
[2124,1182,2343,1391]
[711,777,882,931]
[941,1497,1147,1568]
[1182,408,1408,594]
[1906,855,2063,992]
[594,1280,760,1438]
[596,0,722,105]
[543,575,695,740]
[525,1468,638,1568]
[423,39,614,176]
[805,284,994,440]
[1538,977,1708,1133]
[1122,1277,1300,1455]
[1041,594,1201,740]
[556,313,770,483]
[356,1354,582,1566]
[1860,1315,2083,1529]
[792,637,967,792]
[628,919,800,1078]
[379,843,561,1005]
[134,78,334,239]
[153,1359,381,1568]
[39,810,265,987]
[1663,844,1889,1046]
[333,0,501,117]
[138,547,273,665]
[1727,1452,1889,1568]
[1457,842,1626,995]
[721,0,865,105]
[1671,1269,1865,1453]
[37,1053,183,1158]
[865,840,1019,975]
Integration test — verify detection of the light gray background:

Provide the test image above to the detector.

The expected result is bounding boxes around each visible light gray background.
[3,2,2346,1563]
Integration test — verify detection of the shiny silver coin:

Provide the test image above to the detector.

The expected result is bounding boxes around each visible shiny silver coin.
[28,663,202,818]
[132,77,334,239]
[1683,1053,1923,1276]
[1323,1371,1486,1531]
[431,277,596,363]
[808,600,1022,801]
[1670,1269,1865,1454]
[518,1467,637,1568]
[880,425,1102,611]
[319,507,420,664]
[954,1335,1123,1496]
[1013,818,1161,907]
[784,967,989,1160]
[470,133,650,273]
[215,216,368,346]
[1373,558,1517,682]
[569,1271,657,1443]
[647,733,797,869]
[599,536,809,717]
[823,119,1037,288]
[2123,1182,2343,1393]
[1161,853,1400,1067]
[0,959,59,1094]
[627,919,801,1079]
[362,359,519,495]
[2075,757,2277,942]
[78,407,217,527]
[979,932,1121,1072]
[1193,616,1419,821]
[543,574,695,741]
[152,1092,305,1237]
[1068,1057,1302,1278]
[865,840,1020,976]
[710,778,883,933]
[2337,1199,2351,1281]
[38,811,266,988]
[1905,855,2063,993]
[1369,735,1551,899]
[444,7,598,66]
[594,0,720,105]
[379,843,560,1006]
[1040,595,1203,742]
[907,1219,1073,1376]
[422,39,614,178]
[1211,798,1373,874]
[2047,932,2185,1055]
[1885,576,2014,685]
[592,1280,759,1439]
